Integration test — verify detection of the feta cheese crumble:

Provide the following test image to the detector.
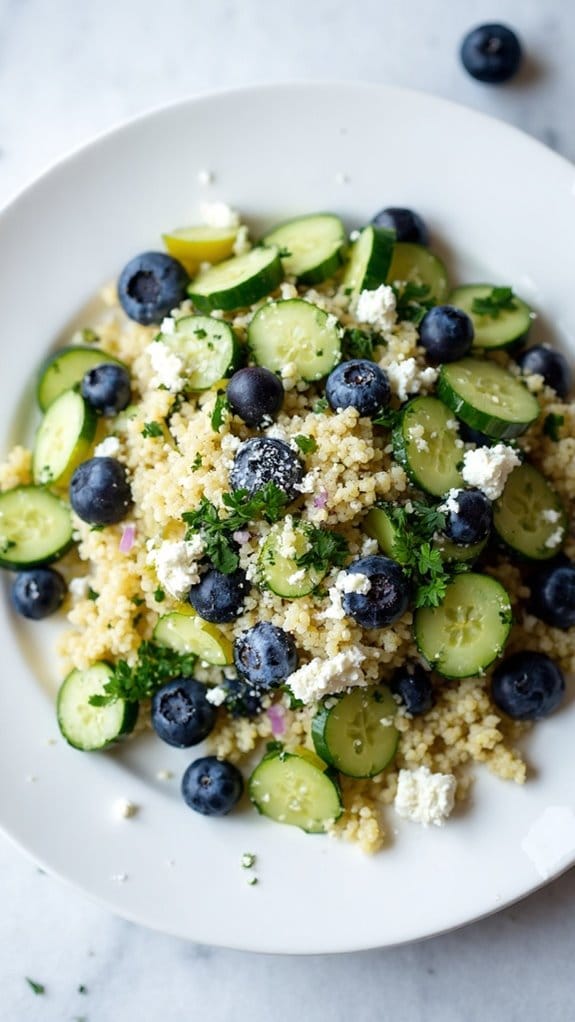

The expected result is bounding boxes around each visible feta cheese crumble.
[147,341,185,393]
[276,516,306,560]
[113,798,138,820]
[545,527,565,549]
[200,201,240,229]
[394,766,456,827]
[439,488,461,515]
[68,576,91,601]
[94,435,120,459]
[286,647,366,704]
[280,360,299,390]
[336,571,371,595]
[147,536,205,600]
[355,285,397,333]
[461,443,521,500]
[384,358,438,403]
[206,686,227,707]
[233,224,251,256]
[542,508,561,523]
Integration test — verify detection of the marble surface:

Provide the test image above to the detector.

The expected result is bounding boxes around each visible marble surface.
[1,0,575,1018]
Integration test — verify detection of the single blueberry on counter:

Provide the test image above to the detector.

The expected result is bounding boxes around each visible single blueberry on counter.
[151,678,216,747]
[118,251,188,325]
[491,651,565,720]
[227,367,284,426]
[390,663,434,716]
[419,306,474,363]
[12,567,66,620]
[370,207,429,246]
[516,345,572,398]
[325,359,391,417]
[234,622,298,689]
[460,23,522,84]
[528,561,575,630]
[440,487,493,546]
[342,555,410,628]
[81,363,132,416]
[181,756,244,816]
[189,566,250,623]
[70,457,132,525]
[230,437,304,500]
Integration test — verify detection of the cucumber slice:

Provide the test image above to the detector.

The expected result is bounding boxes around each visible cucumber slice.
[311,685,399,778]
[262,213,346,284]
[392,396,464,496]
[161,316,240,391]
[37,347,124,412]
[163,225,237,275]
[493,462,567,560]
[153,610,232,665]
[437,358,540,439]
[386,243,448,302]
[57,662,138,751]
[365,504,486,564]
[449,284,532,350]
[414,572,512,679]
[33,389,97,487]
[342,225,395,296]
[434,534,487,564]
[187,246,283,312]
[248,298,341,381]
[248,748,342,833]
[0,486,73,568]
[258,520,326,598]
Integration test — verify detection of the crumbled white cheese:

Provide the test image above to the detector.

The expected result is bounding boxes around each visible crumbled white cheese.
[279,282,298,301]
[233,224,251,256]
[542,509,561,523]
[286,648,366,704]
[197,168,214,186]
[394,766,456,826]
[200,201,240,229]
[384,358,438,403]
[438,488,461,516]
[147,341,185,393]
[156,770,174,781]
[287,569,307,586]
[349,229,360,242]
[355,285,397,333]
[325,313,339,331]
[318,587,346,621]
[147,536,204,600]
[94,435,121,458]
[113,798,138,820]
[407,422,429,453]
[206,686,227,707]
[335,570,371,595]
[361,536,379,556]
[68,576,91,601]
[160,316,176,335]
[280,360,299,390]
[545,527,565,549]
[276,515,306,560]
[461,444,521,500]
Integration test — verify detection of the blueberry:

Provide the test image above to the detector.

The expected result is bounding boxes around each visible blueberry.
[11,568,66,620]
[151,678,216,748]
[459,421,492,447]
[419,306,474,363]
[440,487,492,546]
[181,755,244,816]
[118,251,188,325]
[230,437,304,500]
[390,663,434,715]
[370,207,429,246]
[81,363,131,415]
[227,367,284,427]
[516,345,571,398]
[461,24,522,84]
[528,561,575,630]
[491,651,565,720]
[221,676,264,718]
[341,555,410,628]
[70,457,132,525]
[325,359,391,417]
[189,566,249,623]
[234,622,298,689]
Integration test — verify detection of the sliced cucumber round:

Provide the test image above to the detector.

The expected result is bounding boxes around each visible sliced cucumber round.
[449,284,532,350]
[364,505,405,562]
[386,242,448,302]
[433,534,487,564]
[262,213,346,284]
[153,610,232,665]
[311,685,399,778]
[0,486,73,569]
[187,246,283,312]
[392,396,464,496]
[57,662,138,751]
[437,358,540,439]
[163,225,237,275]
[414,572,512,679]
[493,462,567,560]
[33,389,97,487]
[160,316,240,391]
[37,347,124,412]
[248,748,342,833]
[342,225,395,296]
[258,520,326,598]
[248,298,341,381]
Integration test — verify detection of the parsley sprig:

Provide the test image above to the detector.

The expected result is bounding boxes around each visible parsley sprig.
[392,282,435,325]
[383,500,467,608]
[183,483,289,574]
[295,525,349,574]
[89,641,196,707]
[471,286,517,319]
[342,327,376,360]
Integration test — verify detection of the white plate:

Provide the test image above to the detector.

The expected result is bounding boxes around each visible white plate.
[1,83,575,954]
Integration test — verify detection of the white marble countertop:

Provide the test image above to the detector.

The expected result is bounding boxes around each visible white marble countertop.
[1,0,574,1018]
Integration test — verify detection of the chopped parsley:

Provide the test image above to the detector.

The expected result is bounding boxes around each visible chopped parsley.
[88,641,196,706]
[78,984,88,995]
[211,392,229,431]
[392,282,434,325]
[25,978,45,995]
[295,524,349,575]
[183,483,288,574]
[342,327,376,360]
[191,452,203,471]
[81,327,99,344]
[543,412,564,442]
[87,587,99,602]
[381,500,465,608]
[372,407,401,430]
[141,420,164,438]
[153,587,166,602]
[194,328,207,339]
[293,434,317,455]
[471,286,517,319]
[131,595,145,606]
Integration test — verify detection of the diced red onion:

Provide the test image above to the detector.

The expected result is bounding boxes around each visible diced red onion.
[232,529,251,544]
[313,490,329,509]
[267,703,286,737]
[119,523,136,553]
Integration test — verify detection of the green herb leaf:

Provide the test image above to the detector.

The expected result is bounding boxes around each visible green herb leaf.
[81,327,99,344]
[191,452,203,472]
[380,500,461,608]
[293,434,317,455]
[141,420,164,438]
[372,407,401,430]
[295,524,349,574]
[392,282,434,325]
[88,641,196,706]
[543,412,565,442]
[211,392,229,431]
[154,587,165,602]
[471,286,517,319]
[183,484,289,574]
[313,397,329,414]
[342,327,375,360]
[26,978,45,995]
[87,587,99,602]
